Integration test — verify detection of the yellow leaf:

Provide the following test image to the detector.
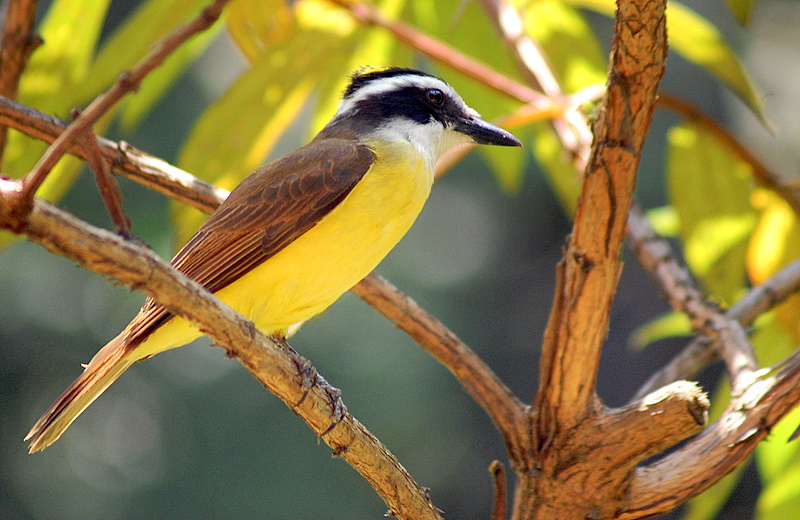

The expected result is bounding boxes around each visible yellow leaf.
[227,0,295,62]
[667,122,756,304]
[565,0,767,123]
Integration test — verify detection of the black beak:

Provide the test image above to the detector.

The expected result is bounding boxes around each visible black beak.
[455,117,522,147]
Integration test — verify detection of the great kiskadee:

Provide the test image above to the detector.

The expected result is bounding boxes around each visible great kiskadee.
[25,67,521,452]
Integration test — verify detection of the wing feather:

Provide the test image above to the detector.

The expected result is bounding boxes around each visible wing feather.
[128,138,375,340]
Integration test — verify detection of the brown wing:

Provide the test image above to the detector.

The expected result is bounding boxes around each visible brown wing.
[127,138,375,341]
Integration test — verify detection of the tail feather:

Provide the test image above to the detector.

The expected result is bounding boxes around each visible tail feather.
[25,333,135,453]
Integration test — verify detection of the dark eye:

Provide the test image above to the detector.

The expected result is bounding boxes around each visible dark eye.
[425,88,445,107]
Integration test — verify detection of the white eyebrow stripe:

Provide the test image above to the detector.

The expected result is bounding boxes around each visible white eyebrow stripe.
[335,74,466,117]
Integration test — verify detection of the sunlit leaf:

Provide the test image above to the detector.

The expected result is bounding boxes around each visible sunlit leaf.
[309,0,411,136]
[646,205,680,237]
[86,0,221,129]
[566,0,767,122]
[173,25,351,244]
[227,0,294,62]
[523,0,607,94]
[747,191,800,342]
[726,0,758,26]
[667,122,756,304]
[628,311,691,351]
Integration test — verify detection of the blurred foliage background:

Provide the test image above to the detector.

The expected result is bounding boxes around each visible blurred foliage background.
[1,0,799,519]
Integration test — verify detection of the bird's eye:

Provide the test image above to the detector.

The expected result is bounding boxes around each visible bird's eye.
[425,88,445,107]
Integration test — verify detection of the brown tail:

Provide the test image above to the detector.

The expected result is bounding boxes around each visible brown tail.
[25,332,135,453]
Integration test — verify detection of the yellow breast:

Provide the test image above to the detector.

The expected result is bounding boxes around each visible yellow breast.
[139,138,433,354]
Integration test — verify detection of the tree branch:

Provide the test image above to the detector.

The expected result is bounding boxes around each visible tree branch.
[535,0,667,435]
[0,0,41,160]
[351,275,530,462]
[0,181,442,520]
[0,95,226,213]
[621,347,800,518]
[633,256,800,401]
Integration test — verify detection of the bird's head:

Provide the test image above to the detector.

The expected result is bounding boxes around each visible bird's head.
[324,67,522,168]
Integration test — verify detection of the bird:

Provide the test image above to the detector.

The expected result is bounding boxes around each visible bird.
[25,66,522,452]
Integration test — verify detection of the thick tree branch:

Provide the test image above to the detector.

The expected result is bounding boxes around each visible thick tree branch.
[621,348,800,518]
[0,0,41,160]
[0,181,442,520]
[535,0,667,435]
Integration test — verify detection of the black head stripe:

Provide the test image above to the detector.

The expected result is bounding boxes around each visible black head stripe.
[343,67,439,100]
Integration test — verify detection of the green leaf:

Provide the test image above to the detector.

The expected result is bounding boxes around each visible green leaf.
[523,0,607,94]
[173,26,351,244]
[726,0,758,26]
[628,311,691,351]
[565,0,767,123]
[530,122,581,214]
[85,0,220,129]
[309,0,412,137]
[666,122,757,304]
[227,0,294,63]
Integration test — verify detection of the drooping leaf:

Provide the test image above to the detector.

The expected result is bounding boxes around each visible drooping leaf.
[666,122,757,304]
[628,311,691,351]
[566,0,767,123]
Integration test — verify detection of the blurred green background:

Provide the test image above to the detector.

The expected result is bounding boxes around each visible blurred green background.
[2,1,799,519]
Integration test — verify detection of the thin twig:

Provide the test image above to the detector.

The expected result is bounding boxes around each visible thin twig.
[627,203,759,394]
[78,122,132,236]
[633,256,800,401]
[12,0,230,217]
[328,0,553,110]
[0,0,42,160]
[478,0,592,170]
